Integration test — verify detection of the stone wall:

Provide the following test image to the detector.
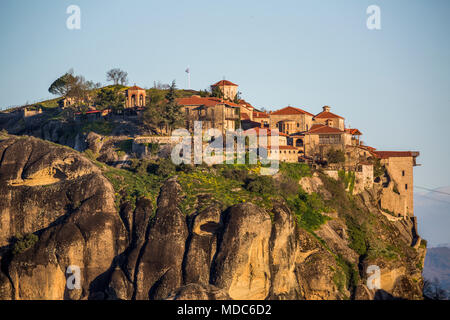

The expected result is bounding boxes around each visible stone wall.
[381,157,415,216]
[354,164,374,194]
[269,113,313,133]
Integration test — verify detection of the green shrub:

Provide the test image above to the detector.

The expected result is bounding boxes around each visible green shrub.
[278,176,300,197]
[176,163,194,173]
[81,121,113,135]
[145,142,160,155]
[12,233,39,255]
[156,159,176,177]
[83,149,98,161]
[118,139,133,154]
[338,170,355,192]
[286,190,329,231]
[373,159,385,178]
[279,162,311,180]
[104,165,162,211]
[245,175,275,195]
[345,215,368,256]
[222,167,249,183]
[130,159,151,176]
[335,254,359,292]
[326,148,345,164]
[420,239,427,248]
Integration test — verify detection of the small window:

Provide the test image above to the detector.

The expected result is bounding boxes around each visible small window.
[405,184,408,190]
[402,170,405,176]
[297,123,300,127]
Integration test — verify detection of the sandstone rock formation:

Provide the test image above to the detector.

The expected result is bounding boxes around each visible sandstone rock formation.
[0,136,425,300]
[0,136,127,300]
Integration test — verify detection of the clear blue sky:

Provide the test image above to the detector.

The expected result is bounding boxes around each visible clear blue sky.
[1,0,449,189]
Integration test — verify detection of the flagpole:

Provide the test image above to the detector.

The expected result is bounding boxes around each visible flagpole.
[186,66,191,90]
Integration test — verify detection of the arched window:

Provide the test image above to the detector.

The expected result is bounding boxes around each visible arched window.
[296,139,304,147]
[131,95,136,106]
[139,95,144,106]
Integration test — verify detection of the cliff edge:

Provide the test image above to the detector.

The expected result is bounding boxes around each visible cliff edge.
[0,136,425,300]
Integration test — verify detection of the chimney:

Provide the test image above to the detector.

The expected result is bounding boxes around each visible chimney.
[323,106,330,112]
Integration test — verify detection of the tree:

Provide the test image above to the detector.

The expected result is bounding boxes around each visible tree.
[106,68,128,85]
[70,75,100,107]
[94,87,125,112]
[423,278,448,300]
[162,80,184,134]
[143,81,183,135]
[48,70,100,110]
[143,89,166,134]
[233,91,242,103]
[48,69,77,97]
[210,85,224,99]
[326,148,345,164]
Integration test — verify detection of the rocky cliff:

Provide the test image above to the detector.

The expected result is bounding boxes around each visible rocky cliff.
[0,136,426,300]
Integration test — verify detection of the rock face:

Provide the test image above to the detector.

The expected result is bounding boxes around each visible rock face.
[211,203,272,300]
[0,136,425,300]
[134,178,188,300]
[0,136,127,300]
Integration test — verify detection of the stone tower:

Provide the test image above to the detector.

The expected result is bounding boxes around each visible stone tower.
[211,80,238,101]
[125,85,146,108]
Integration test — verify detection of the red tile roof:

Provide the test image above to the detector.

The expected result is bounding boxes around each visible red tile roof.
[212,80,238,87]
[306,124,345,134]
[270,106,314,117]
[345,128,362,135]
[176,96,239,107]
[243,127,288,137]
[127,85,145,91]
[314,111,344,120]
[358,145,377,152]
[239,99,254,108]
[74,110,102,115]
[253,111,269,118]
[262,145,299,151]
[373,151,420,159]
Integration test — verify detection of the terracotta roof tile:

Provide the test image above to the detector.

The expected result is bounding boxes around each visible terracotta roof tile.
[243,127,288,137]
[345,128,362,135]
[306,124,345,134]
[270,106,314,117]
[239,99,254,108]
[373,151,420,159]
[314,111,344,120]
[176,96,239,107]
[127,85,145,91]
[212,80,238,87]
[253,111,269,118]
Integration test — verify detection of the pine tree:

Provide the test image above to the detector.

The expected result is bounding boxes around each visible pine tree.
[162,80,183,134]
